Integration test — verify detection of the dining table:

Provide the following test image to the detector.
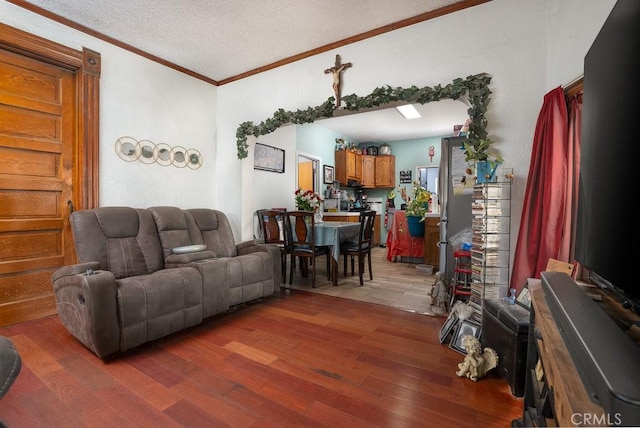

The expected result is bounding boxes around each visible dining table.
[314,221,361,286]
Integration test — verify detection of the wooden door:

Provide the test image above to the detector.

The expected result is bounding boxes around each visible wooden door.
[0,24,100,327]
[0,48,75,325]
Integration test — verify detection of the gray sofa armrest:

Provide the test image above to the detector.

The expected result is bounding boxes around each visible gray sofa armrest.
[51,265,120,359]
[51,261,101,281]
[236,239,267,255]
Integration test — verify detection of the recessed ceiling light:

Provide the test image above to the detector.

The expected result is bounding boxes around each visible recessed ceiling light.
[395,104,421,120]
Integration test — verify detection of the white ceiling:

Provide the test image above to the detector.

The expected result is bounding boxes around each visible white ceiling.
[316,100,469,142]
[20,0,473,142]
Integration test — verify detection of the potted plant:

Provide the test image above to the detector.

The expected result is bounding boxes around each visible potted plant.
[404,182,432,237]
[462,137,504,183]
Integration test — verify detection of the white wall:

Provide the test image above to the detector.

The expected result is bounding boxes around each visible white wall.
[2,0,617,247]
[217,0,617,244]
[1,1,218,209]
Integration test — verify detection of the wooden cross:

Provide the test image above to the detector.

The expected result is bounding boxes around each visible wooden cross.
[324,54,352,108]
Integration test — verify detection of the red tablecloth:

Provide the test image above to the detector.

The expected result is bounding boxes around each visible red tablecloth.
[386,211,424,261]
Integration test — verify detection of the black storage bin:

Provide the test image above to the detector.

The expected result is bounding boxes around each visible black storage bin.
[482,298,530,397]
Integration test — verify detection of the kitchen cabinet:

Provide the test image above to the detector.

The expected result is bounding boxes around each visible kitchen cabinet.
[423,216,440,268]
[374,155,395,188]
[360,154,395,188]
[361,155,376,187]
[335,150,362,185]
[323,214,380,246]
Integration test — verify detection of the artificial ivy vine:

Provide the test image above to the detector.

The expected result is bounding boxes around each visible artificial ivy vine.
[236,73,492,159]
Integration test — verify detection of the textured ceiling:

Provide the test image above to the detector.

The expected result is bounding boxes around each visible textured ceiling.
[22,0,465,82]
[19,0,474,142]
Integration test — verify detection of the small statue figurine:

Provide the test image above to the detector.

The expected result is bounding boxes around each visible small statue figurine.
[456,336,499,382]
[429,271,448,313]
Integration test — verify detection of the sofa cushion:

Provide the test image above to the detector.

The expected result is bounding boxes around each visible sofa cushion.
[188,209,237,258]
[227,252,275,306]
[71,207,164,278]
[116,266,203,351]
[149,206,204,260]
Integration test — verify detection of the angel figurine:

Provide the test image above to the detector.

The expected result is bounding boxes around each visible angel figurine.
[456,336,499,382]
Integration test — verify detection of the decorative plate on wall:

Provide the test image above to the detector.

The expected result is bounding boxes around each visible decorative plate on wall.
[138,140,156,164]
[115,136,140,161]
[155,143,172,166]
[187,148,202,169]
[171,146,188,168]
[114,137,203,169]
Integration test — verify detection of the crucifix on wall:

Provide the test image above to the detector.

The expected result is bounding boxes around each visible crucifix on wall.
[324,54,352,108]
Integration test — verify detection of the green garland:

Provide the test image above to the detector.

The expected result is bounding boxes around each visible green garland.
[236,73,492,159]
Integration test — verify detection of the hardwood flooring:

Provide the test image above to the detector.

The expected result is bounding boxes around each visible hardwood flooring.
[286,246,442,316]
[0,248,523,427]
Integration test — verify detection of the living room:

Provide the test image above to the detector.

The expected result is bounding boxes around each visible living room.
[0,0,625,426]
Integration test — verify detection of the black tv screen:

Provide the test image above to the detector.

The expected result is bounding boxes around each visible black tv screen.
[575,0,640,304]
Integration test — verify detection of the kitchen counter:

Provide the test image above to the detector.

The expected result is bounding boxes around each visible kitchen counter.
[322,211,362,217]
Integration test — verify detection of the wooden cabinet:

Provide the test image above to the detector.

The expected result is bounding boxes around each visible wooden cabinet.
[336,151,394,188]
[423,216,440,268]
[515,282,606,427]
[360,154,395,188]
[361,155,376,187]
[374,155,395,188]
[324,214,380,246]
[335,150,362,185]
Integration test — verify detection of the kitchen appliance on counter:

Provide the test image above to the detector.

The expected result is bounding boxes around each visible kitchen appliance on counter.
[323,198,340,212]
[368,197,383,214]
[348,189,370,212]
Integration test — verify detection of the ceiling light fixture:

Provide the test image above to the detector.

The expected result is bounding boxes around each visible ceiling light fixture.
[395,104,421,120]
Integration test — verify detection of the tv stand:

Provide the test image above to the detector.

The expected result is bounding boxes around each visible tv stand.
[515,275,640,427]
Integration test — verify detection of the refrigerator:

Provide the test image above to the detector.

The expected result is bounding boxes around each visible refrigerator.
[438,136,474,281]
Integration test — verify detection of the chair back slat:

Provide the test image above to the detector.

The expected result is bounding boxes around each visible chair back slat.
[257,209,288,245]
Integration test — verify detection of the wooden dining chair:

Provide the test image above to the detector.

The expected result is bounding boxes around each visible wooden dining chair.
[256,209,291,283]
[287,210,330,288]
[341,210,376,286]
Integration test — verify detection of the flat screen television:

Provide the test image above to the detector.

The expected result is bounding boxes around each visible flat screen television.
[575,0,640,311]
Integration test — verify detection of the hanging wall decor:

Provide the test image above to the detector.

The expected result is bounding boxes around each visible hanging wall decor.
[114,136,202,169]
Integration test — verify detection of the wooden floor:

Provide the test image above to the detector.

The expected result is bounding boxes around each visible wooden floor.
[285,246,440,315]
[0,286,523,427]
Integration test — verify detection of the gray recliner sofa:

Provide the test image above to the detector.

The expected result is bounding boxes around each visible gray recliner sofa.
[51,206,281,359]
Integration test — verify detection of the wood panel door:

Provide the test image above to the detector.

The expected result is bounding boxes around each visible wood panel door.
[0,23,100,327]
[0,48,76,325]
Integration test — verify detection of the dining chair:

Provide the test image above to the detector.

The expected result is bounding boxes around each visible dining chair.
[341,210,376,286]
[256,209,290,283]
[287,210,330,288]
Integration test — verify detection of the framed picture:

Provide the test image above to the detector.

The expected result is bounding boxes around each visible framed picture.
[254,143,285,173]
[449,320,481,354]
[323,165,335,184]
[400,170,412,183]
[439,312,459,344]
[516,286,531,310]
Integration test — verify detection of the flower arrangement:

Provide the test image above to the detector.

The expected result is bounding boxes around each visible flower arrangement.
[294,188,323,211]
[404,182,432,221]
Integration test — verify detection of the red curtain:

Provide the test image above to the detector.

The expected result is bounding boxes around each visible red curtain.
[560,93,582,262]
[510,86,578,292]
